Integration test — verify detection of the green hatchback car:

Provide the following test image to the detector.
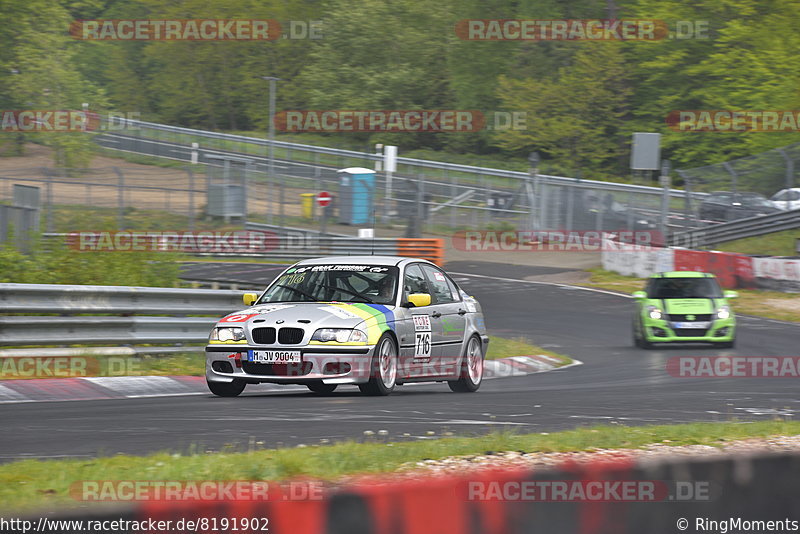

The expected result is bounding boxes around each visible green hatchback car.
[632,271,738,349]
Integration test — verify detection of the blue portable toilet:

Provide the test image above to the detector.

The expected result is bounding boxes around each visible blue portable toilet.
[337,167,375,225]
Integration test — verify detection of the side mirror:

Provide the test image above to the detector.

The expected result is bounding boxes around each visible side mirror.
[632,291,647,300]
[405,293,431,308]
[243,293,259,306]
[723,290,739,299]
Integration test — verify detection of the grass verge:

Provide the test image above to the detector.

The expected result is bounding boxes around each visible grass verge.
[485,337,572,365]
[715,229,799,257]
[582,268,800,323]
[2,420,798,512]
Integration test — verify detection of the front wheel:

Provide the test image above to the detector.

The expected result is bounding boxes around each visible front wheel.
[448,336,484,393]
[633,318,653,349]
[359,333,398,396]
[207,379,246,397]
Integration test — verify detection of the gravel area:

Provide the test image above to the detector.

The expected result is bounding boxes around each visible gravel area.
[390,434,800,477]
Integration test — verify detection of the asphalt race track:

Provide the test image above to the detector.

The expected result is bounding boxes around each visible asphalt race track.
[1,261,798,462]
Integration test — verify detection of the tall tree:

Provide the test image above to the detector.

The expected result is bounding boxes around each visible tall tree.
[0,0,106,165]
[493,43,632,177]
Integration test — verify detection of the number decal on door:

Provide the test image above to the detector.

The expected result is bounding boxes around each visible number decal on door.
[413,314,431,360]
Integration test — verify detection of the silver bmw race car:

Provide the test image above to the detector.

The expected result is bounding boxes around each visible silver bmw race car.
[206,256,488,396]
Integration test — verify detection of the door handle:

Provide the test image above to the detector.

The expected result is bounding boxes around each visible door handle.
[457,308,467,315]
[431,311,442,318]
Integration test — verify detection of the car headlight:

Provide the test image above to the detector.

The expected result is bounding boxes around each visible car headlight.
[716,305,731,320]
[647,306,663,320]
[311,328,368,343]
[210,327,246,342]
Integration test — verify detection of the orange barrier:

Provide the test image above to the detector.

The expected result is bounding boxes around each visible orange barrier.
[397,238,444,266]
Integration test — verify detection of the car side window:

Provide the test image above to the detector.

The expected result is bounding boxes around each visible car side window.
[773,191,788,201]
[790,191,800,201]
[420,264,457,304]
[403,264,429,300]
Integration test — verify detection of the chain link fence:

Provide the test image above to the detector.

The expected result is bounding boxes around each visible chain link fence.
[12,124,799,243]
[677,142,800,196]
[93,120,705,238]
[676,142,800,226]
[0,166,202,233]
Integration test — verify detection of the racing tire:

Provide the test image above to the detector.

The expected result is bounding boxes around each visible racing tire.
[306,382,338,394]
[207,379,246,397]
[448,336,484,393]
[634,318,653,349]
[359,333,397,396]
[632,323,642,348]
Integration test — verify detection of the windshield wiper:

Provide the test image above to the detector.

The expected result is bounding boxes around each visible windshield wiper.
[272,284,318,301]
[319,284,375,303]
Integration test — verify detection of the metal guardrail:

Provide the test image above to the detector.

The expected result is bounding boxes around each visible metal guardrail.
[0,283,246,315]
[113,117,700,199]
[670,207,800,248]
[0,316,216,345]
[0,283,250,347]
[41,232,445,264]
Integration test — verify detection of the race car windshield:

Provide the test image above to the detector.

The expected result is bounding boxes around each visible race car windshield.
[647,278,723,299]
[258,265,400,305]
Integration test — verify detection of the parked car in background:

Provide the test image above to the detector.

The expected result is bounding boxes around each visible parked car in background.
[770,188,800,211]
[573,191,659,233]
[698,191,781,223]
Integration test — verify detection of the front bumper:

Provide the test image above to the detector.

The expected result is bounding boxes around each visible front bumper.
[205,344,378,385]
[642,317,735,343]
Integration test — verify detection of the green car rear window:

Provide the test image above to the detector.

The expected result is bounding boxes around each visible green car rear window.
[647,277,722,299]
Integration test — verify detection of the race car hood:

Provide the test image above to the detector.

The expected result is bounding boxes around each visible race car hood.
[662,299,715,314]
[218,302,396,343]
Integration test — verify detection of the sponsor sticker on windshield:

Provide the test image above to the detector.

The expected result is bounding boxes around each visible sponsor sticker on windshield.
[294,265,389,273]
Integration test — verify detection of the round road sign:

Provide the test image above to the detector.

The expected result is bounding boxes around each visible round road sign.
[317,192,332,207]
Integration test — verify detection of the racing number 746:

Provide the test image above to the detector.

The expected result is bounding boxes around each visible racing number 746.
[415,332,431,358]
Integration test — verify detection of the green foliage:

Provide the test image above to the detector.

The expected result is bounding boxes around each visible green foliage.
[0,0,108,167]
[3,0,800,176]
[0,243,181,286]
[494,43,632,177]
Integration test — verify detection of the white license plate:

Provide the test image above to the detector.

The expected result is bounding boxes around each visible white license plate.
[672,321,710,329]
[249,350,302,363]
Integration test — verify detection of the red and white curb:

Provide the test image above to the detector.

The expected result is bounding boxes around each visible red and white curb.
[0,356,580,404]
[484,354,582,379]
[0,376,208,404]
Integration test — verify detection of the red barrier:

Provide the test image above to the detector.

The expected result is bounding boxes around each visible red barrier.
[733,254,756,288]
[673,249,752,289]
